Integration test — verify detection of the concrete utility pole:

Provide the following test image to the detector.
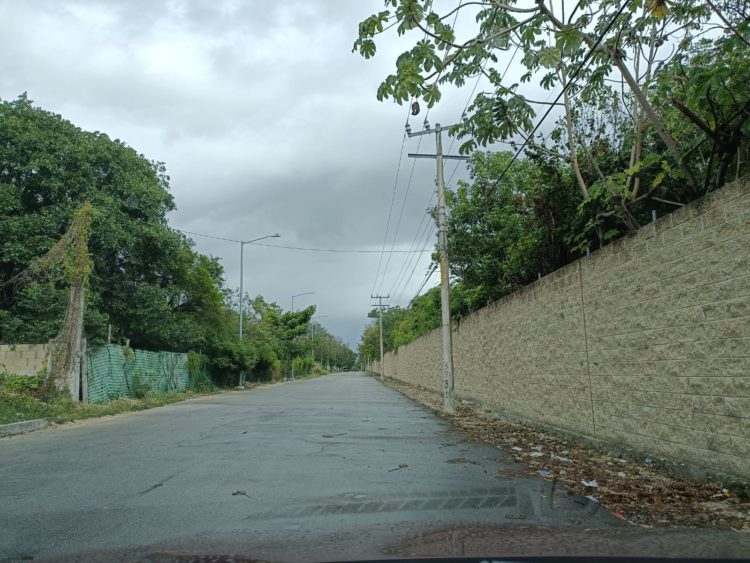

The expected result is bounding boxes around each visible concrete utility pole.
[370,294,389,381]
[407,120,468,414]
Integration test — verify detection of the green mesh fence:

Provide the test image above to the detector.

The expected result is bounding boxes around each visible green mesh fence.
[86,345,206,404]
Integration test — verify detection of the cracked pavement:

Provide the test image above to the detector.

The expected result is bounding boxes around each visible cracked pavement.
[1,374,747,561]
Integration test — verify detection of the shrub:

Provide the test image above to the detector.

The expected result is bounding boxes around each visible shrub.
[0,373,44,396]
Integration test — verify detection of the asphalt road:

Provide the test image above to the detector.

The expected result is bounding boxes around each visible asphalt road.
[1,374,748,561]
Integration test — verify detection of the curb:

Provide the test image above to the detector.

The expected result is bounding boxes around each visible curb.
[0,419,48,438]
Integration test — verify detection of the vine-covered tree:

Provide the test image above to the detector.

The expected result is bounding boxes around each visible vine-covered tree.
[0,97,244,381]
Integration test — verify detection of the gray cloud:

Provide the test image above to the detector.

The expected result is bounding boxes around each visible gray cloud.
[0,0,474,346]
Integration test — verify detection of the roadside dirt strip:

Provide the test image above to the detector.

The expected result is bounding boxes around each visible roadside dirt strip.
[383,377,750,531]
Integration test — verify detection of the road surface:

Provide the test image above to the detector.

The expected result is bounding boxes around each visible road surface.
[1,374,747,561]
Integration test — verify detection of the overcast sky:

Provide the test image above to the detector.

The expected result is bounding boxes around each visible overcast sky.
[0,0,491,347]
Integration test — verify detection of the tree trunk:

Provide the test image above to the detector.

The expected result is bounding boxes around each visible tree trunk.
[560,67,589,199]
[537,1,698,192]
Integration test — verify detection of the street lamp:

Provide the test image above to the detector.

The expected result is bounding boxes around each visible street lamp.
[310,315,328,363]
[291,291,315,312]
[290,292,315,380]
[239,233,280,340]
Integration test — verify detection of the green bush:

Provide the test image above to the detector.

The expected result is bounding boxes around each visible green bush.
[130,372,149,399]
[0,373,44,395]
[187,351,214,391]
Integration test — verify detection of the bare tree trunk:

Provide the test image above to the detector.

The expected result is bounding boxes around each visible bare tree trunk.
[628,22,657,201]
[608,47,698,192]
[537,1,698,192]
[48,282,84,401]
[560,66,589,199]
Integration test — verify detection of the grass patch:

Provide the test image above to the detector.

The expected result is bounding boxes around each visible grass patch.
[0,388,220,425]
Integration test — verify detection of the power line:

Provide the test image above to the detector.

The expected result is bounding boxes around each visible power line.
[395,221,436,303]
[376,130,426,294]
[390,32,510,303]
[376,1,465,297]
[388,191,435,299]
[390,59,492,303]
[484,0,633,200]
[410,262,438,304]
[371,122,409,296]
[446,42,521,186]
[175,229,242,243]
[392,217,435,302]
[247,242,431,254]
[176,229,430,254]
[373,20,437,296]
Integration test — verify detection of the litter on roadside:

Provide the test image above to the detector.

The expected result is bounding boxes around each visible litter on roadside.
[384,378,750,531]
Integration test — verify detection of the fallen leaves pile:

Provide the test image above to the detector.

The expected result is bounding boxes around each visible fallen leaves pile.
[386,379,750,531]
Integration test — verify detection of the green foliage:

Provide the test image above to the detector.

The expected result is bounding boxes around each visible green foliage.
[0,97,357,387]
[0,373,43,395]
[653,34,750,191]
[0,95,177,346]
[0,386,217,425]
[357,2,748,357]
[353,0,747,219]
[186,351,213,391]
[130,372,149,400]
[292,355,315,376]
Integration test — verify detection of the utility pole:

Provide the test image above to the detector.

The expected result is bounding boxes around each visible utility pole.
[407,120,468,414]
[370,294,389,381]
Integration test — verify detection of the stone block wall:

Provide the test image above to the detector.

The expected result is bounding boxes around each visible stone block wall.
[0,344,49,376]
[375,178,750,481]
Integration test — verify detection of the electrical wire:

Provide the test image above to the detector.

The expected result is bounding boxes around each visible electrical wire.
[446,42,521,185]
[395,221,437,303]
[389,13,518,304]
[410,262,439,304]
[376,130,426,294]
[392,214,435,302]
[389,55,490,303]
[483,0,633,200]
[370,123,409,295]
[176,229,431,254]
[247,242,431,254]
[175,229,242,243]
[387,190,435,299]
[375,0,465,297]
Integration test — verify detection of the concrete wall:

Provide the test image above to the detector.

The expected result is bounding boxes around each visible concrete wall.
[0,344,49,376]
[375,178,750,481]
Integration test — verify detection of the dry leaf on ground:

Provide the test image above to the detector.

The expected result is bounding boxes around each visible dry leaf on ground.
[385,379,750,531]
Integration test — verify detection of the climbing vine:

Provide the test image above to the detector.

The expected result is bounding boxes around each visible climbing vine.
[5,203,95,396]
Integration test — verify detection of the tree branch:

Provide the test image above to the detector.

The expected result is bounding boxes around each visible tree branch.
[527,140,570,161]
[650,196,685,207]
[705,0,750,48]
[490,1,542,13]
[671,98,715,137]
[415,13,538,53]
[439,2,492,23]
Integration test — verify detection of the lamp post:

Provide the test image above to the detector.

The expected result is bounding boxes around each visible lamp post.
[311,315,328,365]
[291,291,314,312]
[290,291,314,379]
[239,234,280,340]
